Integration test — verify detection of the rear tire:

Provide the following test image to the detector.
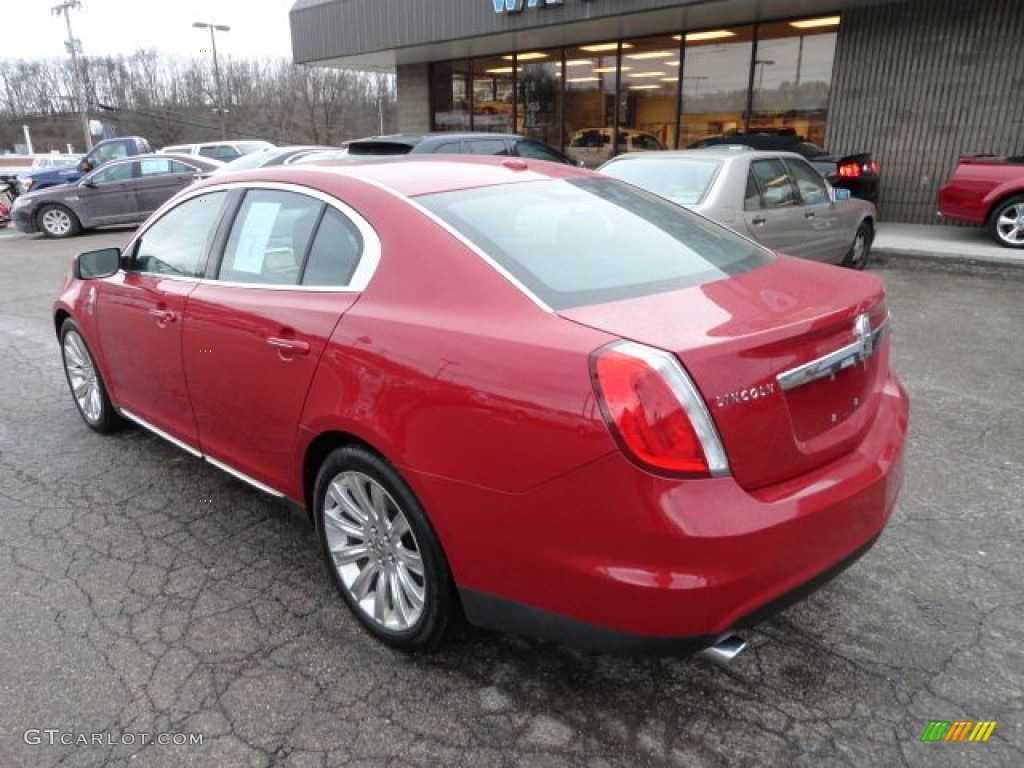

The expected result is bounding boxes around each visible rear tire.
[842,221,873,270]
[38,204,81,239]
[987,195,1024,249]
[314,445,455,651]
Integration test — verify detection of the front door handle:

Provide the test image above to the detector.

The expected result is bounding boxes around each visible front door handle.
[751,215,767,226]
[267,337,311,355]
[805,211,816,219]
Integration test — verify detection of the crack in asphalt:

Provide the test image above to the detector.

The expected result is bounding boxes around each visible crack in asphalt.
[1,237,1022,767]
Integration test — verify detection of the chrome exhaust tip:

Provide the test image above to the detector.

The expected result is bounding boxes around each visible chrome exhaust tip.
[697,634,747,666]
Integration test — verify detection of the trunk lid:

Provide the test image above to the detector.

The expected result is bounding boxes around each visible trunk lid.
[560,256,891,490]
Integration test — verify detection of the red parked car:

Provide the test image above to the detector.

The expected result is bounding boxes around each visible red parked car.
[938,154,1024,248]
[53,157,909,657]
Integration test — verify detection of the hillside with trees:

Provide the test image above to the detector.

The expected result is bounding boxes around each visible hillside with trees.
[0,51,395,153]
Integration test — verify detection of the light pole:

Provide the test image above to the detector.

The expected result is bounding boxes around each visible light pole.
[52,1,92,151]
[193,21,230,140]
[755,59,775,92]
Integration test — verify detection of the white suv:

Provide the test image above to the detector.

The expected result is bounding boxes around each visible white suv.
[159,140,273,163]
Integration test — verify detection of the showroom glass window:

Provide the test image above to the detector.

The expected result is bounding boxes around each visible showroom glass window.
[564,42,620,167]
[131,192,228,277]
[431,60,470,130]
[680,26,754,147]
[517,49,562,151]
[473,55,516,133]
[751,17,839,146]
[618,35,680,151]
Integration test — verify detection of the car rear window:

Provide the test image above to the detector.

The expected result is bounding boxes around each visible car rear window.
[417,178,770,310]
[601,157,720,205]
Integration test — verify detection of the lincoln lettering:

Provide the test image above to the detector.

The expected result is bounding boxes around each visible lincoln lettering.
[715,383,776,409]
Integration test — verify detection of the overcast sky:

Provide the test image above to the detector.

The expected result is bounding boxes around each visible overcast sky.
[2,0,298,61]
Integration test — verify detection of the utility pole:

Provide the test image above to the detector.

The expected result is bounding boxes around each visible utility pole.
[193,22,231,140]
[52,0,92,151]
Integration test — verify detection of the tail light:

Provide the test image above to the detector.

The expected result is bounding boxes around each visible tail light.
[591,340,729,477]
[838,160,878,178]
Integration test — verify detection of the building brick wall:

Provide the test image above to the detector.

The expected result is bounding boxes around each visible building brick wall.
[827,0,1024,223]
[396,64,431,133]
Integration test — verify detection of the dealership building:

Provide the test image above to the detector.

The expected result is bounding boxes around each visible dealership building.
[291,0,1024,224]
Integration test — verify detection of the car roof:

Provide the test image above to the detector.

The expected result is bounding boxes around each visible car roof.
[199,155,591,198]
[347,132,527,147]
[603,148,808,164]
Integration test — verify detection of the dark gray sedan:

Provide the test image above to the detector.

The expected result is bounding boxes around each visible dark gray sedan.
[11,153,222,238]
[600,149,878,269]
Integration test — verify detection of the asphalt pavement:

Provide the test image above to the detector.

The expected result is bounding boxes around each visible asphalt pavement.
[0,226,1021,768]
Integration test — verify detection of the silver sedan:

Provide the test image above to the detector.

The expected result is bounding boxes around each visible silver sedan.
[599,148,877,269]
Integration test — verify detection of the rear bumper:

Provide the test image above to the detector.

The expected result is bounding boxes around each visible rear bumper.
[410,374,909,653]
[460,532,880,656]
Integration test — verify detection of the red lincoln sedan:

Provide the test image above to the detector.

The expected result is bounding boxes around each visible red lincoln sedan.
[53,157,909,657]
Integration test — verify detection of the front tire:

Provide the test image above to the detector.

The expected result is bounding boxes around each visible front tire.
[842,221,873,270]
[314,445,455,651]
[38,204,81,239]
[60,319,122,433]
[987,195,1024,249]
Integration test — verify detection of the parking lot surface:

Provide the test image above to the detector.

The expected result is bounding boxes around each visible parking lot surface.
[1,227,1021,767]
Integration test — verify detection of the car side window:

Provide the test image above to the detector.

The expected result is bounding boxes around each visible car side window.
[748,160,796,210]
[785,158,830,206]
[301,207,364,287]
[432,141,463,154]
[513,139,563,163]
[131,192,228,277]
[466,139,509,156]
[91,162,135,184]
[218,189,323,285]
[138,158,181,177]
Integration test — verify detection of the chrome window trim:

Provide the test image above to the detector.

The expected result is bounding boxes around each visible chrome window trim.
[776,313,890,392]
[125,180,382,292]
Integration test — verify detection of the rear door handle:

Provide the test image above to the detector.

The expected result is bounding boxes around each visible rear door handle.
[267,337,311,355]
[148,308,176,325]
[751,215,766,226]
[805,211,816,219]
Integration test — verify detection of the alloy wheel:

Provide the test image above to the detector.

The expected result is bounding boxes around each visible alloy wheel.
[41,207,73,237]
[62,330,103,423]
[994,202,1024,247]
[321,470,426,631]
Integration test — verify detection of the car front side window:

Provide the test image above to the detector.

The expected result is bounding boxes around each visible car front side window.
[130,191,228,277]
[91,162,135,185]
[785,158,830,206]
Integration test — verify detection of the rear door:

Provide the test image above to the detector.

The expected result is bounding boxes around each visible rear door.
[134,157,199,217]
[182,187,374,493]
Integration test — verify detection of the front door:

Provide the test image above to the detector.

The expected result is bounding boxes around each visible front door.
[93,190,230,446]
[78,160,140,226]
[742,158,807,257]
